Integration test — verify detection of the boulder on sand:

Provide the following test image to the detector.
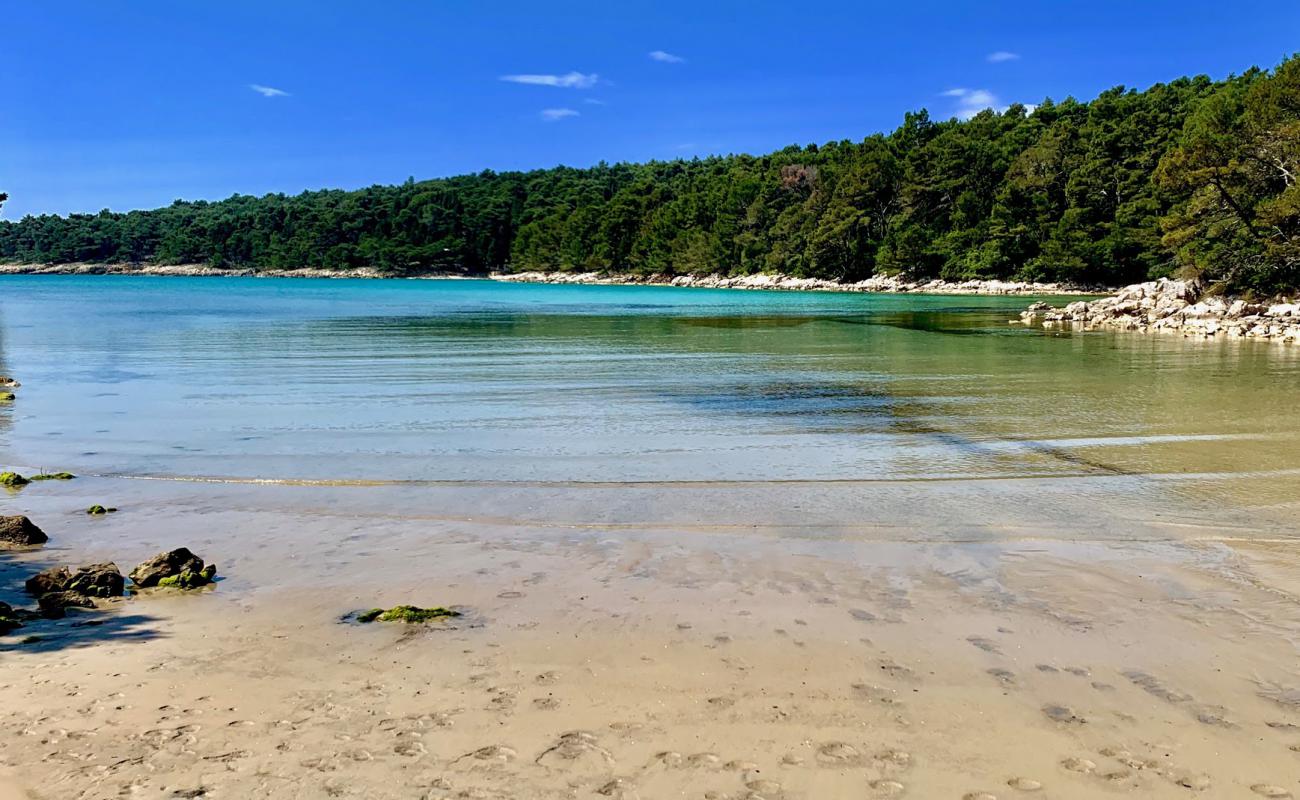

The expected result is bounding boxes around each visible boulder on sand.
[25,566,71,595]
[0,601,24,634]
[66,563,125,598]
[130,547,216,589]
[37,591,96,618]
[26,563,124,598]
[0,515,47,546]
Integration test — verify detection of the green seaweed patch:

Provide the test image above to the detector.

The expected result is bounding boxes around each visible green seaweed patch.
[357,605,461,624]
[30,472,76,481]
[0,392,14,402]
[0,471,29,487]
[87,505,118,515]
[155,564,217,589]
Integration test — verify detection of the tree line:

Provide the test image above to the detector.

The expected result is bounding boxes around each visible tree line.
[2,56,1296,293]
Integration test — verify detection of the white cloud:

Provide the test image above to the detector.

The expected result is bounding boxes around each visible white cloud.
[500,71,598,89]
[942,88,1003,119]
[987,51,1020,63]
[540,108,580,122]
[249,84,289,98]
[649,50,685,64]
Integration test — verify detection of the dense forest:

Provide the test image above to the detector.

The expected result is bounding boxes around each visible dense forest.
[2,57,1297,293]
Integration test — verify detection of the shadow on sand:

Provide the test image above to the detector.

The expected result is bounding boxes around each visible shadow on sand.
[0,546,165,655]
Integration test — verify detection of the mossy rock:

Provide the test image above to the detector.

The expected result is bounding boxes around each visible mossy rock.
[29,472,76,481]
[87,505,118,515]
[0,602,23,635]
[356,605,460,624]
[0,392,14,402]
[0,472,29,487]
[155,564,217,589]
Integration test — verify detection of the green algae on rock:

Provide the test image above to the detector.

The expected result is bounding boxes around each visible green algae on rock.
[29,472,76,481]
[0,602,24,634]
[155,564,217,589]
[130,547,209,587]
[86,505,118,515]
[356,605,461,624]
[0,471,29,487]
[0,392,14,402]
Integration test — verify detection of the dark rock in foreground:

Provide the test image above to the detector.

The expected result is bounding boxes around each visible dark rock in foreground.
[37,591,96,618]
[130,548,216,589]
[26,563,124,598]
[0,515,47,546]
[26,566,71,595]
[66,563,125,597]
[0,602,24,634]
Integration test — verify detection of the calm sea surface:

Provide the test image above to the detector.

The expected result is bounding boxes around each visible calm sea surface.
[2,275,1299,539]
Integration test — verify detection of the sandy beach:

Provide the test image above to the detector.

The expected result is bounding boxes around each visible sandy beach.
[2,473,1299,799]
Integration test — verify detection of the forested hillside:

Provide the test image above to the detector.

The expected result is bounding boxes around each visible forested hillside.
[3,57,1296,293]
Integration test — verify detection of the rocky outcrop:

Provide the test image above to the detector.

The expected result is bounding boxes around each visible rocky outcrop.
[25,566,71,595]
[130,548,216,589]
[494,271,1097,296]
[26,563,124,598]
[0,263,477,280]
[1019,279,1300,343]
[0,601,24,634]
[66,563,125,598]
[37,591,96,618]
[0,515,47,546]
[0,376,19,388]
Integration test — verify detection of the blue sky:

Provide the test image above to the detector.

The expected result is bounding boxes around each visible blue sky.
[5,0,1298,219]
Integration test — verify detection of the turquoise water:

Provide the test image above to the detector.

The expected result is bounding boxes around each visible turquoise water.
[1,276,1299,518]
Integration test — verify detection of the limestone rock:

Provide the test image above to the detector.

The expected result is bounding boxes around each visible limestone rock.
[25,566,71,595]
[0,515,47,546]
[37,591,96,618]
[66,563,125,598]
[130,547,213,588]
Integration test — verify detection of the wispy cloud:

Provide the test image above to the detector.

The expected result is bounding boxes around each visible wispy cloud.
[500,71,598,89]
[583,98,605,105]
[249,84,290,98]
[986,51,1020,63]
[942,88,1002,119]
[648,50,685,64]
[540,108,580,122]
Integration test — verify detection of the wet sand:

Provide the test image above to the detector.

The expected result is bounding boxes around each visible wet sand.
[1,478,1298,799]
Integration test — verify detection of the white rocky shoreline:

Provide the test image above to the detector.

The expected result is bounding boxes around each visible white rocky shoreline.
[0,262,395,279]
[491,270,1097,295]
[0,262,1098,295]
[1018,277,1300,344]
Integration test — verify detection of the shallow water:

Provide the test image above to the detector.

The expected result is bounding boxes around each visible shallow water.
[2,275,1299,538]
[3,276,1300,799]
